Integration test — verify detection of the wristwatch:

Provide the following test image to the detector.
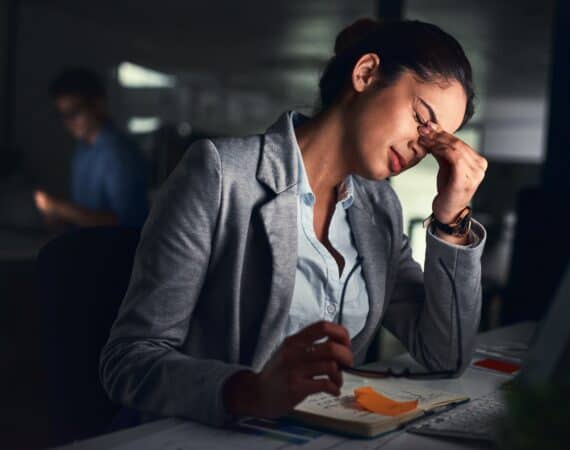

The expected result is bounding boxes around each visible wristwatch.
[423,206,472,237]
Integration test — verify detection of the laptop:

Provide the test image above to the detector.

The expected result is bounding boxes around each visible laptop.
[407,263,570,442]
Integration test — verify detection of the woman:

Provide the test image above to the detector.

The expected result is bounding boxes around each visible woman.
[100,18,487,427]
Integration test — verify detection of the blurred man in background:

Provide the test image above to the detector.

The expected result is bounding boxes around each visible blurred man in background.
[34,67,148,228]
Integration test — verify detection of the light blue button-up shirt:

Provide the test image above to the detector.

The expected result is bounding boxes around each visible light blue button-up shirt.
[283,114,369,340]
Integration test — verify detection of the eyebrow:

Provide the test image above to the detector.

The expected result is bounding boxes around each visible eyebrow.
[418,97,439,125]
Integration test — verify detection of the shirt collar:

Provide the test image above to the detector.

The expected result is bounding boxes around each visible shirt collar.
[292,111,354,210]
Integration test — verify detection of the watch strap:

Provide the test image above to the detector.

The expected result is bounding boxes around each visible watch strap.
[423,207,473,237]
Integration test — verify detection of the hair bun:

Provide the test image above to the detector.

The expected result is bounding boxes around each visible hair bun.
[334,18,379,55]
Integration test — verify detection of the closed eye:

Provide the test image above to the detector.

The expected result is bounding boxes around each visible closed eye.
[414,111,426,126]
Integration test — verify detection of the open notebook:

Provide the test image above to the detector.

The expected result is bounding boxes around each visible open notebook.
[291,372,469,438]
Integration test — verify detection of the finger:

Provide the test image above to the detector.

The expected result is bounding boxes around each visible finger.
[421,127,486,169]
[292,320,351,348]
[298,361,343,388]
[451,149,482,173]
[426,143,456,165]
[426,139,476,165]
[420,133,463,154]
[419,122,458,145]
[420,122,466,150]
[450,142,485,169]
[419,135,454,155]
[434,157,480,192]
[450,159,486,192]
[461,164,486,186]
[446,145,485,174]
[429,131,461,148]
[474,154,488,172]
[301,340,354,368]
[427,141,486,181]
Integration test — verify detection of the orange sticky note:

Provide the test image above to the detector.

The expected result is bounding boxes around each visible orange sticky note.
[354,386,418,416]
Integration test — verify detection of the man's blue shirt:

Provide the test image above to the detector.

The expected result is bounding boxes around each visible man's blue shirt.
[71,123,149,227]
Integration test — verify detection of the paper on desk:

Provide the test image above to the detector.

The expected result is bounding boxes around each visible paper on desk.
[105,417,398,450]
[475,342,528,362]
[100,374,462,450]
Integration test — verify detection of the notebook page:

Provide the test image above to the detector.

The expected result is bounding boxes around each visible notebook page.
[294,372,467,422]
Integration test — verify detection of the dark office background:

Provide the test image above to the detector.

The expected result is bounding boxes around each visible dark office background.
[1,1,568,448]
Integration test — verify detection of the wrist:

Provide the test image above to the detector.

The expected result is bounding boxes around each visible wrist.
[433,206,466,225]
[425,206,472,241]
[222,370,259,417]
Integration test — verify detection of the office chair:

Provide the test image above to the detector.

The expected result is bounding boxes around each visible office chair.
[37,226,141,446]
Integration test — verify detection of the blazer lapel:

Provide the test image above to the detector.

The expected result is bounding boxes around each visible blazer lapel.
[347,181,393,363]
[252,192,298,368]
[251,111,300,369]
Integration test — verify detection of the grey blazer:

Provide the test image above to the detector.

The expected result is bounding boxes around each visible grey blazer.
[100,111,486,427]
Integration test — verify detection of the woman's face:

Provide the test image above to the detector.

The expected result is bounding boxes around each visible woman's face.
[342,55,467,180]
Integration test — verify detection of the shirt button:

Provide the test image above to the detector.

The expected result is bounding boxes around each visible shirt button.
[326,304,336,315]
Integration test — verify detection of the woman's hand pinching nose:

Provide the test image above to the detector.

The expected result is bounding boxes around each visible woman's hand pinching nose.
[417,120,488,225]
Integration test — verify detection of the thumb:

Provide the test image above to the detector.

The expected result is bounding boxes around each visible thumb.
[428,143,455,166]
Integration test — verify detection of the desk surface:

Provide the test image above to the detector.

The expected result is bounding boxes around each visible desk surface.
[58,322,536,450]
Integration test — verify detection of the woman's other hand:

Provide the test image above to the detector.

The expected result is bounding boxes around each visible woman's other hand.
[223,320,353,419]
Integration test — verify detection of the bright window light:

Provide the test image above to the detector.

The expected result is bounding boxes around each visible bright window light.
[118,62,175,88]
[128,117,162,134]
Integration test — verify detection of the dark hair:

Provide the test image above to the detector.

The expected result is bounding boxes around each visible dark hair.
[319,18,475,130]
[49,67,106,103]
